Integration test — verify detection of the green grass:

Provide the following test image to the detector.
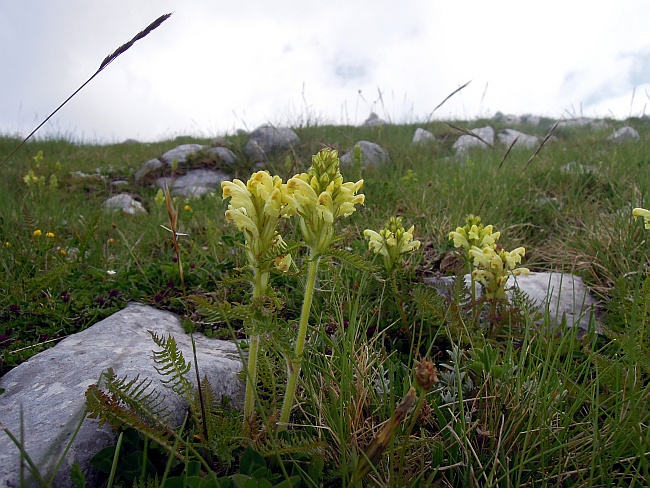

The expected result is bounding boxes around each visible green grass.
[1,119,649,486]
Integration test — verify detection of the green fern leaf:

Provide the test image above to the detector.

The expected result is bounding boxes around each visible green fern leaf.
[148,332,193,401]
[326,247,379,273]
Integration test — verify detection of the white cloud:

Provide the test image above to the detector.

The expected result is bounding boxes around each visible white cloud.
[1,0,650,142]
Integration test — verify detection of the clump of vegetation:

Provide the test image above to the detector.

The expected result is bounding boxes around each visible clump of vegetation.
[1,114,649,486]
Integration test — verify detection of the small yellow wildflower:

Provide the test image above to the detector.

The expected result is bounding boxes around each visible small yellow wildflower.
[45,232,55,238]
[284,149,364,254]
[468,245,530,300]
[364,216,421,272]
[5,241,10,248]
[633,207,650,230]
[60,249,67,256]
[107,238,115,244]
[33,230,42,237]
[184,205,191,211]
[449,215,500,252]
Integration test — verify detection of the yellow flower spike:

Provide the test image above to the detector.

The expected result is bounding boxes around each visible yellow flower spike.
[633,207,650,229]
[33,230,42,237]
[364,217,421,273]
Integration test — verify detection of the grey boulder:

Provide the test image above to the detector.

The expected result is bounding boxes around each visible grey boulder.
[0,303,242,488]
[156,168,230,198]
[340,141,390,168]
[205,146,237,166]
[134,158,163,181]
[608,126,640,143]
[244,125,300,162]
[453,126,495,153]
[425,271,599,336]
[362,112,386,127]
[412,128,436,145]
[161,144,206,166]
[498,129,539,149]
[103,193,147,215]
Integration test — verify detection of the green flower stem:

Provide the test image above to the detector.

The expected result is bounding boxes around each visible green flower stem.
[278,252,320,430]
[390,272,412,344]
[243,269,267,424]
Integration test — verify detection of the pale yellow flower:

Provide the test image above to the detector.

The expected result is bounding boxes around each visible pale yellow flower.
[468,245,530,300]
[285,149,364,254]
[364,217,421,272]
[274,254,292,272]
[222,171,294,291]
[633,207,650,229]
[449,218,500,252]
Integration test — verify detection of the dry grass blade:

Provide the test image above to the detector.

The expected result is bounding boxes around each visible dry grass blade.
[445,122,495,150]
[521,119,559,173]
[498,135,520,171]
[352,387,418,483]
[1,12,173,167]
[426,80,472,122]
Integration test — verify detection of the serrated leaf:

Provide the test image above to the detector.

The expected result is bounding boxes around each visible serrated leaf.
[326,247,379,273]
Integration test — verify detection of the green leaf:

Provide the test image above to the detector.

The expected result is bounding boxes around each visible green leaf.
[326,247,379,273]
[239,446,266,476]
[69,462,86,488]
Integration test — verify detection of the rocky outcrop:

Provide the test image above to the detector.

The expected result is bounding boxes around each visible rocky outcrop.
[0,304,242,488]
[340,141,390,168]
[244,125,300,162]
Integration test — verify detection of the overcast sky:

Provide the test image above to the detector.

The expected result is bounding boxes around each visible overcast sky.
[1,1,649,143]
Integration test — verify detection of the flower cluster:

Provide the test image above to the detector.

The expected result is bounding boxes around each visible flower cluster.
[469,245,529,300]
[450,215,529,301]
[633,207,650,230]
[284,149,365,254]
[364,216,421,272]
[222,171,294,291]
[449,214,500,252]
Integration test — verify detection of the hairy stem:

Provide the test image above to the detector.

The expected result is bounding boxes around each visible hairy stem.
[243,268,267,425]
[278,252,320,430]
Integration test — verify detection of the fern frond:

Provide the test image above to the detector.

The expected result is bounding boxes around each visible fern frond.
[85,379,182,460]
[101,368,169,423]
[148,332,193,402]
[326,247,379,273]
[192,296,256,325]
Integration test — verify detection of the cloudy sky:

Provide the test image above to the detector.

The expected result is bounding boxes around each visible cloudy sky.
[1,1,649,143]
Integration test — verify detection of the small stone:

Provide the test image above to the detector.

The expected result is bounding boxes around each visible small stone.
[608,126,640,143]
[412,128,436,145]
[103,194,147,215]
[340,141,390,168]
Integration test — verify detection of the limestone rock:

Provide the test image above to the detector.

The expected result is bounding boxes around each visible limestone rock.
[134,158,163,181]
[453,126,495,157]
[244,125,300,162]
[425,272,599,336]
[608,126,640,143]
[103,193,147,215]
[561,161,595,175]
[340,141,390,168]
[0,303,242,488]
[156,169,230,198]
[498,129,539,149]
[412,128,436,145]
[161,144,205,166]
[493,112,521,125]
[205,146,237,166]
[362,112,385,127]
[557,118,608,130]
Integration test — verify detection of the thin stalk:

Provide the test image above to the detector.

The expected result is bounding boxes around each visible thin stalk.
[278,252,320,429]
[243,268,267,424]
